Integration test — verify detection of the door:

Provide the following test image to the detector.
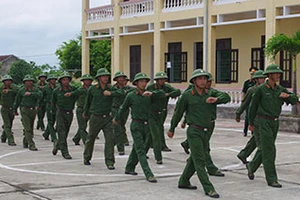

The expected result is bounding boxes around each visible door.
[130,45,141,80]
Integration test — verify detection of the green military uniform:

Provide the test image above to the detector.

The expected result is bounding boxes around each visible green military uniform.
[14,75,42,150]
[51,72,79,159]
[145,71,181,163]
[36,74,47,131]
[83,68,124,169]
[0,75,18,145]
[242,77,256,136]
[236,70,266,164]
[111,71,134,155]
[72,74,93,145]
[115,72,165,182]
[169,69,230,198]
[247,64,298,187]
[42,74,58,141]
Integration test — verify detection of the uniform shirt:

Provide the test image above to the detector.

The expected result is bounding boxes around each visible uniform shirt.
[242,79,256,94]
[236,85,257,119]
[169,86,231,132]
[37,81,47,106]
[115,88,165,122]
[13,86,42,112]
[111,84,135,109]
[76,85,90,108]
[147,83,181,112]
[83,83,124,116]
[248,81,298,125]
[51,85,79,112]
[43,84,57,104]
[0,84,19,107]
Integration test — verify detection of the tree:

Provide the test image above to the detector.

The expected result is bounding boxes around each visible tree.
[55,34,111,77]
[8,60,34,84]
[265,30,300,115]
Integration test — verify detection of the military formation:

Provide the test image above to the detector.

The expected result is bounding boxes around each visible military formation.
[0,63,298,198]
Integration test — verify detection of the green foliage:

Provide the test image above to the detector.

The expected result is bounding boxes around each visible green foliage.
[8,60,34,84]
[90,40,111,76]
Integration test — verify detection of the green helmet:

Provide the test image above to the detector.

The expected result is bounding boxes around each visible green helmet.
[80,74,93,81]
[23,74,35,82]
[132,72,150,86]
[113,71,127,81]
[252,70,266,79]
[207,72,214,81]
[46,74,57,81]
[58,72,72,83]
[154,71,168,80]
[95,68,110,78]
[189,69,209,83]
[263,64,283,75]
[1,75,13,82]
[38,74,47,79]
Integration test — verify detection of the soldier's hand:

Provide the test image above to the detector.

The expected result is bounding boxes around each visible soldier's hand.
[165,93,169,97]
[142,91,152,97]
[14,112,19,116]
[279,92,290,99]
[235,118,240,122]
[3,89,8,94]
[37,107,41,110]
[181,123,186,129]
[103,90,111,96]
[167,131,174,138]
[24,92,31,96]
[206,97,218,104]
[64,92,72,97]
[82,114,88,119]
[248,125,255,131]
[112,119,118,125]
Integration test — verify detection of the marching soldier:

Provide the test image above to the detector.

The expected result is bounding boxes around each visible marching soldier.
[72,74,93,145]
[14,74,42,151]
[113,72,165,183]
[235,70,266,164]
[145,71,181,164]
[168,69,231,198]
[246,64,298,188]
[0,75,18,145]
[42,74,58,141]
[51,72,79,159]
[123,77,132,146]
[36,74,47,131]
[83,68,124,170]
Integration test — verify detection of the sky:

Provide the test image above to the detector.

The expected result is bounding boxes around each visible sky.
[0,0,111,67]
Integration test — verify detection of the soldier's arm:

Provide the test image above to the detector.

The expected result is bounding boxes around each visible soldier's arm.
[110,87,126,97]
[236,88,254,118]
[169,92,188,133]
[13,89,22,113]
[83,87,92,117]
[151,89,166,99]
[248,88,261,126]
[51,89,58,114]
[281,88,298,105]
[115,93,131,122]
[30,87,43,100]
[211,89,231,104]
[165,84,181,98]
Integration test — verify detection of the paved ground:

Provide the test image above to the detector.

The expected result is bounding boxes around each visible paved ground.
[0,114,300,200]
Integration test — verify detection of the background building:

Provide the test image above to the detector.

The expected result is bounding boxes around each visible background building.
[0,54,19,76]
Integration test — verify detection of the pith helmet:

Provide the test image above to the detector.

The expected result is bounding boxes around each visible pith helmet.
[207,72,214,81]
[46,74,57,81]
[38,74,47,79]
[80,74,93,81]
[23,74,35,82]
[1,75,13,82]
[113,71,127,81]
[95,68,110,78]
[58,72,72,83]
[132,72,150,86]
[263,64,283,75]
[252,70,266,79]
[154,71,168,80]
[189,69,209,83]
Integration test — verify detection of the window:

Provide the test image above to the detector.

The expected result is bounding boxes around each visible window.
[195,42,203,69]
[129,45,141,80]
[280,51,292,88]
[251,36,265,70]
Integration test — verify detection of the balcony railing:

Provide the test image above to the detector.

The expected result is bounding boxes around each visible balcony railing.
[120,0,154,18]
[86,5,114,23]
[213,0,248,5]
[163,0,203,11]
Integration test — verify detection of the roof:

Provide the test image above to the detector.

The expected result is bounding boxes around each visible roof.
[0,55,19,63]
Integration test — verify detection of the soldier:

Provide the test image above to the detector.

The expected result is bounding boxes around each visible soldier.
[36,74,47,131]
[246,64,298,188]
[42,74,58,142]
[123,77,132,146]
[111,71,134,155]
[167,69,231,198]
[241,66,258,136]
[72,74,93,145]
[51,72,79,159]
[235,70,266,164]
[180,72,228,177]
[113,72,165,183]
[14,74,42,151]
[145,71,181,163]
[0,75,18,145]
[83,68,124,170]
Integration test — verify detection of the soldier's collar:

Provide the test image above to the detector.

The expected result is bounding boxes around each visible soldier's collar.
[191,87,208,95]
[3,84,12,89]
[24,87,35,91]
[265,81,278,89]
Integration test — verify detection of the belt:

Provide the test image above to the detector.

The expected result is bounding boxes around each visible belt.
[256,115,278,121]
[93,113,109,118]
[132,119,148,125]
[58,108,73,115]
[23,106,36,110]
[151,108,166,115]
[188,123,209,132]
[2,105,13,110]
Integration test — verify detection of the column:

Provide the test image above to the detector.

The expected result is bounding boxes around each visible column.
[112,0,122,77]
[265,0,277,66]
[81,0,90,74]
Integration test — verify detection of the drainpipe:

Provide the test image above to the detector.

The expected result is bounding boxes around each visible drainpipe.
[203,0,209,71]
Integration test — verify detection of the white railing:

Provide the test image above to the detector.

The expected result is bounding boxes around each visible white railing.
[86,5,114,23]
[213,0,248,5]
[163,0,203,11]
[120,0,154,18]
[226,90,243,104]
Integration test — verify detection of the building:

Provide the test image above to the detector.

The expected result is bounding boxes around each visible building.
[0,55,19,76]
[81,0,300,90]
